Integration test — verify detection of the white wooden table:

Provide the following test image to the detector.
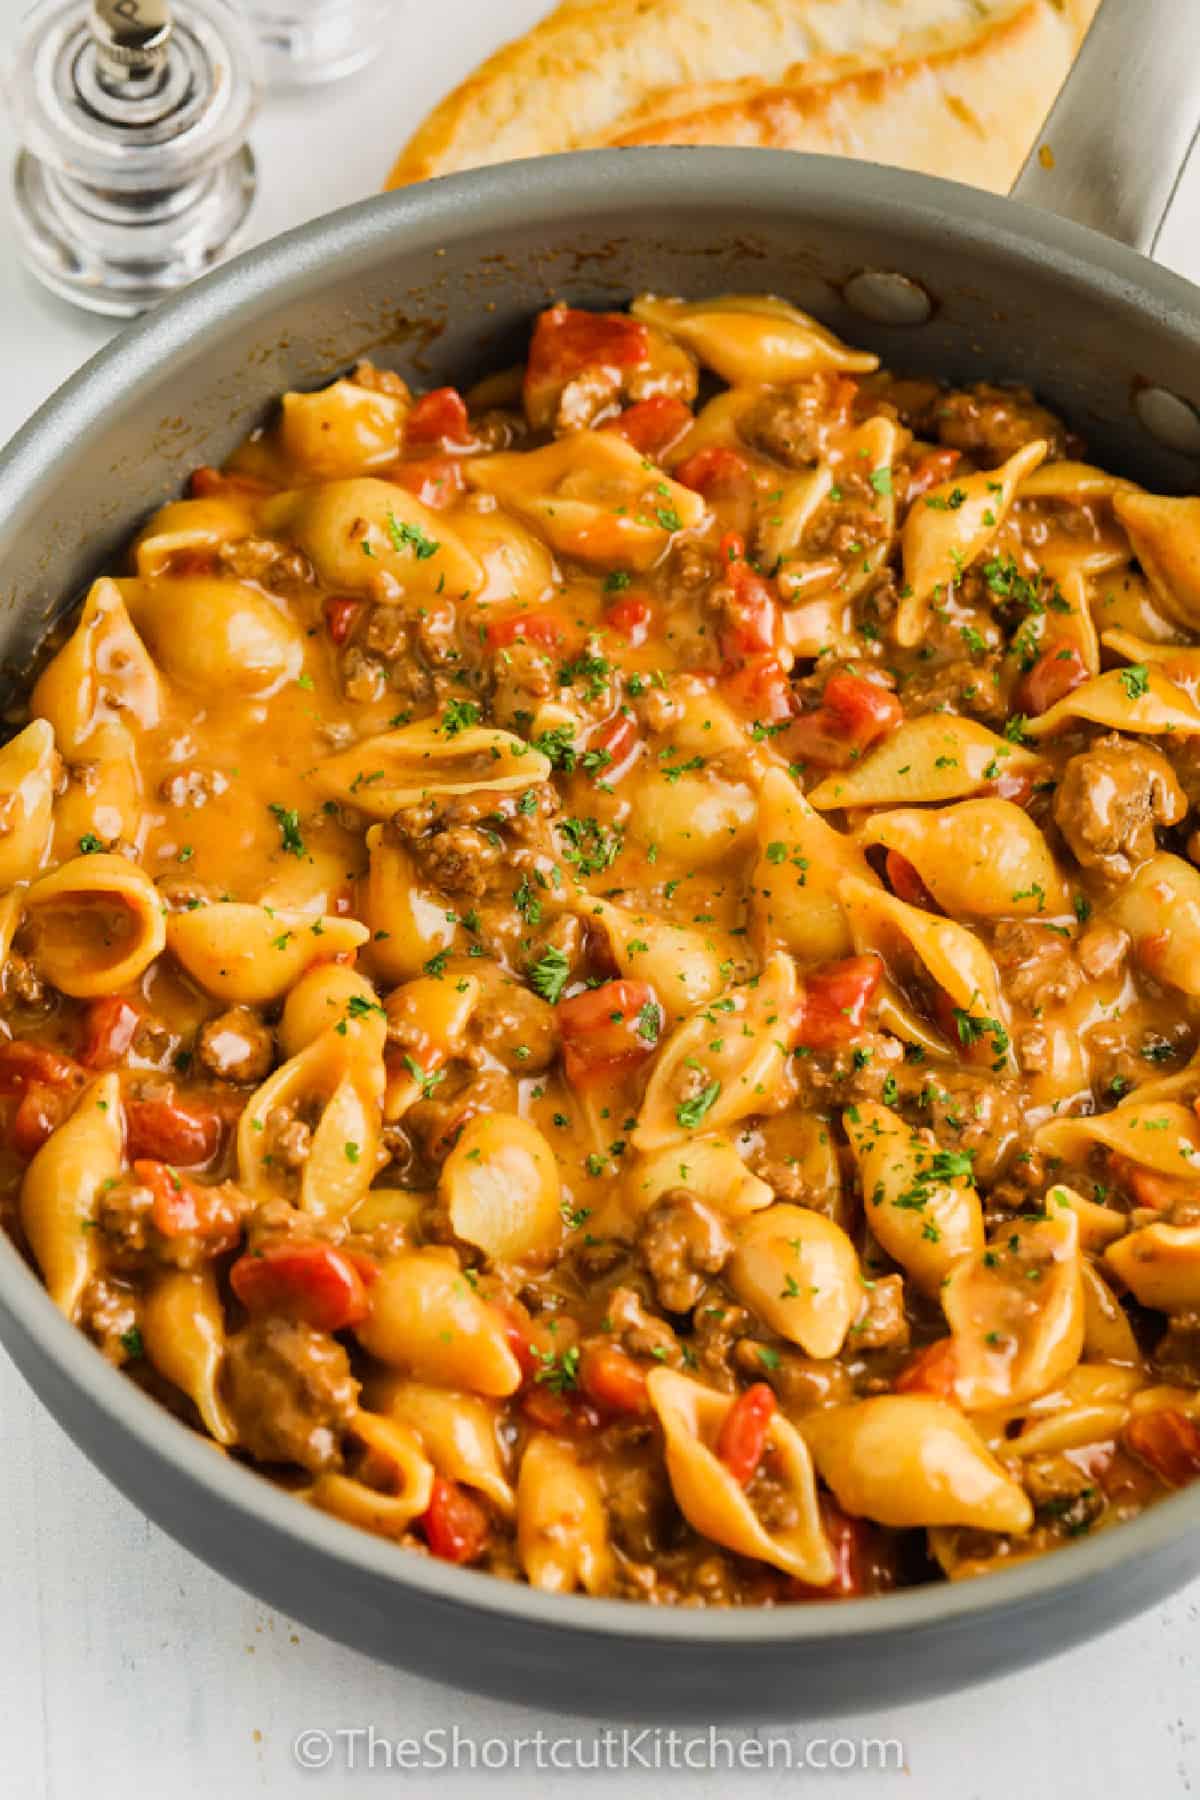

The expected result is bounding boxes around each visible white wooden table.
[3,4,1200,1791]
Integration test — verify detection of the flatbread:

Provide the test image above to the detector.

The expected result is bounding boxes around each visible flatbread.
[385,0,1099,192]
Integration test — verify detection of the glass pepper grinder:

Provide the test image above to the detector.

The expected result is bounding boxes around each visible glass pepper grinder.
[6,0,262,317]
[241,0,392,88]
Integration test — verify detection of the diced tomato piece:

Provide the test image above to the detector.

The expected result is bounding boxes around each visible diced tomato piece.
[794,954,883,1050]
[519,1384,601,1436]
[721,654,794,723]
[579,1343,650,1415]
[387,455,464,509]
[718,552,779,665]
[406,386,470,446]
[1115,1159,1196,1213]
[587,711,640,783]
[788,1498,891,1600]
[894,1337,959,1399]
[1021,642,1089,716]
[486,610,575,653]
[187,465,272,499]
[524,306,650,424]
[558,978,659,1087]
[135,1160,243,1252]
[126,1095,223,1167]
[716,1382,776,1486]
[786,672,903,767]
[906,448,962,504]
[79,996,142,1069]
[1123,1410,1200,1488]
[607,396,692,457]
[603,592,654,647]
[0,1039,84,1097]
[419,1475,491,1564]
[674,447,753,500]
[884,849,937,911]
[324,594,362,645]
[165,549,218,578]
[497,1308,539,1381]
[10,1085,67,1158]
[230,1237,370,1331]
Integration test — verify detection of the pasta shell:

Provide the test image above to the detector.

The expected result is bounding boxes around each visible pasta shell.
[727,1202,861,1358]
[1080,1260,1142,1367]
[1101,628,1200,699]
[277,377,407,477]
[755,464,833,572]
[1018,461,1140,504]
[167,902,369,1006]
[897,440,1048,647]
[827,416,903,601]
[279,963,385,1060]
[367,1375,514,1517]
[25,854,165,998]
[31,578,162,753]
[801,1396,1033,1533]
[1028,564,1100,674]
[646,1367,834,1584]
[1093,569,1185,644]
[627,1136,774,1219]
[238,1022,384,1221]
[627,766,757,867]
[19,1073,121,1320]
[633,951,798,1152]
[382,971,480,1121]
[839,876,1012,1067]
[355,1250,523,1396]
[1106,853,1200,998]
[751,767,879,964]
[1024,665,1200,738]
[51,720,141,853]
[942,1210,1084,1411]
[845,1101,984,1297]
[134,494,258,576]
[574,895,724,1023]
[361,824,457,985]
[441,1112,563,1264]
[1105,1222,1200,1313]
[858,800,1070,920]
[120,576,304,699]
[1046,1182,1127,1252]
[1036,1097,1200,1177]
[631,294,878,386]
[454,507,558,608]
[314,719,549,815]
[308,1412,435,1540]
[516,1433,614,1595]
[807,715,1042,811]
[0,719,57,889]
[1112,493,1200,629]
[466,430,708,571]
[141,1266,236,1443]
[262,478,483,599]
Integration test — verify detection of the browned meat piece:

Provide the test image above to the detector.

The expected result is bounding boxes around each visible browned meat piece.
[992,921,1083,1012]
[341,645,387,703]
[604,1284,680,1363]
[901,1071,1022,1185]
[196,1006,274,1084]
[935,383,1067,465]
[1022,1455,1104,1532]
[264,1105,313,1170]
[849,1273,910,1352]
[490,639,555,728]
[636,1188,731,1314]
[731,1338,852,1411]
[1155,1312,1200,1385]
[225,1315,358,1473]
[407,1067,518,1163]
[96,1171,248,1272]
[413,825,500,897]
[1053,733,1186,882]
[741,376,838,468]
[392,784,558,899]
[5,952,47,1006]
[79,1274,139,1364]
[601,1457,674,1560]
[363,604,411,659]
[466,965,559,1074]
[1076,923,1131,981]
[215,536,314,595]
[415,600,461,667]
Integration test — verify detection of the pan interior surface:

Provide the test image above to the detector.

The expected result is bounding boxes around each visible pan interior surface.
[2,147,1200,1716]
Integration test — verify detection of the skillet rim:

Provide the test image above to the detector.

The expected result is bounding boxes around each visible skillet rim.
[2,144,1199,1652]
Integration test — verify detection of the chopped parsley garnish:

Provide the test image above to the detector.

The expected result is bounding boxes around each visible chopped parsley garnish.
[386,510,439,560]
[440,697,481,736]
[119,1325,143,1359]
[267,803,305,857]
[1119,663,1150,700]
[527,943,571,1004]
[558,815,623,877]
[77,833,105,855]
[675,1080,721,1130]
[534,1345,580,1392]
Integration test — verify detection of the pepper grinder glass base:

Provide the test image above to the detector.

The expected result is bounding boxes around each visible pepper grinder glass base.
[244,0,393,86]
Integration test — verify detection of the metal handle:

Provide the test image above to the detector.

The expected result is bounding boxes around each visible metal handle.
[91,0,172,80]
[1011,0,1200,256]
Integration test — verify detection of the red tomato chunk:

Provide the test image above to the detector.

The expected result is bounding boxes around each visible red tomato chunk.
[230,1239,373,1332]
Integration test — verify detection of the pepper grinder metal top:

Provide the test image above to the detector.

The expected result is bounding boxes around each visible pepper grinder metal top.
[7,0,262,317]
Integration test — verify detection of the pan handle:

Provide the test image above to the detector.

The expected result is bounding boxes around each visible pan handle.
[1010,0,1200,256]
